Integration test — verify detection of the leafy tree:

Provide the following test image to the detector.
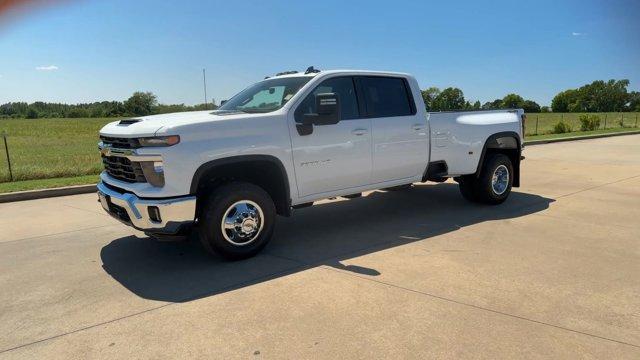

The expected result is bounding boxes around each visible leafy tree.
[431,87,466,111]
[501,94,524,109]
[90,107,104,118]
[551,89,578,112]
[67,108,89,118]
[472,100,481,110]
[540,106,550,113]
[482,99,503,110]
[552,80,632,112]
[627,91,640,112]
[421,87,440,111]
[522,100,541,113]
[124,91,158,116]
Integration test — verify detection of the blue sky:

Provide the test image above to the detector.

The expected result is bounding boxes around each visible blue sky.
[0,0,639,106]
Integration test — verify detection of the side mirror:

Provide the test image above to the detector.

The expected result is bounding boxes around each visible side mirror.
[302,93,341,126]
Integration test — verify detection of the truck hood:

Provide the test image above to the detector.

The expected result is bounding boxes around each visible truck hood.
[99,110,274,137]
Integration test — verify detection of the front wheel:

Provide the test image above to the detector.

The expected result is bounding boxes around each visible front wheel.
[198,182,276,260]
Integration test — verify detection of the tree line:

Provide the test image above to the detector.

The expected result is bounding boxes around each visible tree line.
[423,79,639,113]
[0,92,216,119]
[1,79,638,119]
[422,87,543,112]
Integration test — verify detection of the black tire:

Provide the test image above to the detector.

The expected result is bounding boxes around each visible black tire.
[458,175,479,202]
[198,182,276,260]
[474,153,513,205]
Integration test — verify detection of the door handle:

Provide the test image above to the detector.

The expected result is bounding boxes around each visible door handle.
[412,124,425,131]
[351,128,368,136]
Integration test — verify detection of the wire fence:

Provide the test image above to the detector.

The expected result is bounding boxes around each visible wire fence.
[524,112,640,136]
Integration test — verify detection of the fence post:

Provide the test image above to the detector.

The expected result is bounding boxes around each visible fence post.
[2,131,13,182]
[621,113,624,128]
[535,116,539,135]
[636,114,638,128]
[604,114,607,129]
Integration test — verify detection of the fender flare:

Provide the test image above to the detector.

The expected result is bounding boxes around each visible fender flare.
[190,154,291,215]
[475,131,522,186]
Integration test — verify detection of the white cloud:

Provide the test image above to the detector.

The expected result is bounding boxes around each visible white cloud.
[36,65,59,71]
[572,32,586,36]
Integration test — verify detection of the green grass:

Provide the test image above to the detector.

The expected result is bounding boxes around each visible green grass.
[524,127,640,142]
[0,174,99,193]
[524,112,640,136]
[0,118,115,182]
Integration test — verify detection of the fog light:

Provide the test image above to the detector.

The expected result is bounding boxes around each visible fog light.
[148,206,161,223]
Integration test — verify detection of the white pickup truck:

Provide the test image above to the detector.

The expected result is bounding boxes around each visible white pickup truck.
[98,68,525,259]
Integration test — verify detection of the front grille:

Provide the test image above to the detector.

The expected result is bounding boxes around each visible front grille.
[102,155,146,183]
[100,136,140,149]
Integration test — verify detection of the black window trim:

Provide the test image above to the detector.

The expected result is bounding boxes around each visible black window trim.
[294,75,363,123]
[355,75,417,119]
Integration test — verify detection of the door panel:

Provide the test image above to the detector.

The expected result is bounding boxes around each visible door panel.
[290,76,372,197]
[358,76,428,183]
[290,119,372,197]
[371,115,428,182]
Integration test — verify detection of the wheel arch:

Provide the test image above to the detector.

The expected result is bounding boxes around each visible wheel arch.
[475,131,522,187]
[190,155,291,217]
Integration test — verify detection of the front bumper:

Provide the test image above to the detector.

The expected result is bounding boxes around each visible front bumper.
[97,181,196,234]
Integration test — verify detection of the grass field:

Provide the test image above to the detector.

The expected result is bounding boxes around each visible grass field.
[0,118,114,182]
[0,113,639,193]
[523,112,640,136]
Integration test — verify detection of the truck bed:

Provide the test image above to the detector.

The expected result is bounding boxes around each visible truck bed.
[427,109,524,176]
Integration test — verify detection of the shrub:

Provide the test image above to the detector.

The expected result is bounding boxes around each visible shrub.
[579,114,601,131]
[552,120,572,134]
[618,118,628,128]
[26,108,39,119]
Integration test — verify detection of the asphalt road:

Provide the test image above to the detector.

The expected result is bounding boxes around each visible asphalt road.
[1,135,639,359]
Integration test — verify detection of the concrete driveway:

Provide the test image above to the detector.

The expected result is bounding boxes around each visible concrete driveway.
[1,135,639,359]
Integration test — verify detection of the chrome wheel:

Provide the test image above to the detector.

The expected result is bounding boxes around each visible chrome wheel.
[220,200,264,246]
[491,165,509,195]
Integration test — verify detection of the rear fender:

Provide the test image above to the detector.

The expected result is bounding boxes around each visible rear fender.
[475,131,521,187]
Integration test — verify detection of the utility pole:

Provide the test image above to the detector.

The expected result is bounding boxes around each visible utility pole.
[202,68,208,108]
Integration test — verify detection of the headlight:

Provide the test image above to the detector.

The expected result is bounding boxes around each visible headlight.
[138,135,180,147]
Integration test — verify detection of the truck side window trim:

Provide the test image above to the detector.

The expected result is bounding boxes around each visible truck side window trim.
[294,76,362,123]
[355,76,417,119]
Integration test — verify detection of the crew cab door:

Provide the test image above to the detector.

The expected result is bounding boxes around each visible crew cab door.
[289,76,372,198]
[357,76,428,183]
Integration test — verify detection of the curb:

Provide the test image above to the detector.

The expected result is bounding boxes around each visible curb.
[524,130,640,146]
[0,184,96,204]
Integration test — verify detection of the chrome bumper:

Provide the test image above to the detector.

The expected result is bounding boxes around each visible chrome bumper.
[97,181,196,234]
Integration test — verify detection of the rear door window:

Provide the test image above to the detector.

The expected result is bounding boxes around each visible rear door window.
[359,77,415,118]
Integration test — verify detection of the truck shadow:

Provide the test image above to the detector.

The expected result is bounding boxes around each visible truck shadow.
[100,182,554,302]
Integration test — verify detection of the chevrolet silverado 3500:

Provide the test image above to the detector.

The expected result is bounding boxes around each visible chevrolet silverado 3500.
[98,68,525,259]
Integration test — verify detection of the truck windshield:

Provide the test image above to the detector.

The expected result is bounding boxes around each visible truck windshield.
[217,77,312,113]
